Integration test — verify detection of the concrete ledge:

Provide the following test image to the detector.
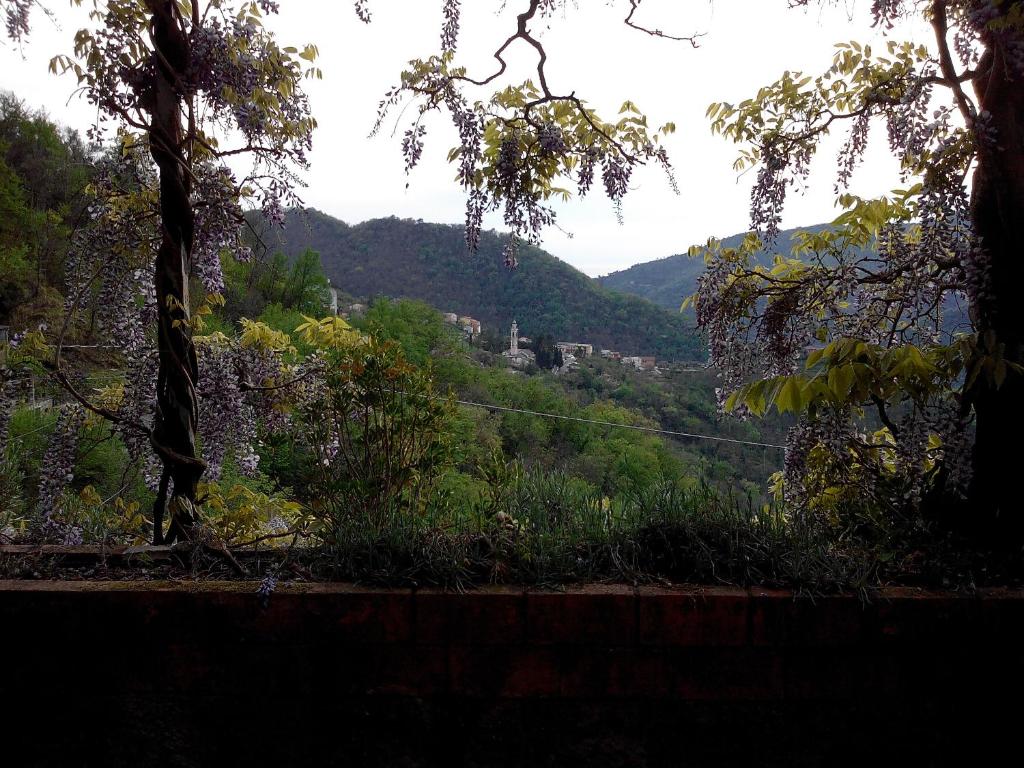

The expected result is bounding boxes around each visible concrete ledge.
[2,581,1021,695]
[1,580,1021,766]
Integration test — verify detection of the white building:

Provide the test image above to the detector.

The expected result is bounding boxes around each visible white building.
[556,341,593,358]
[502,319,535,369]
[621,355,657,371]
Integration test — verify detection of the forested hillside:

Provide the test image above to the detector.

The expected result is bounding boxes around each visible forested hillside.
[345,299,784,500]
[599,224,837,311]
[601,223,969,333]
[1,98,783,546]
[0,94,92,327]
[258,209,703,360]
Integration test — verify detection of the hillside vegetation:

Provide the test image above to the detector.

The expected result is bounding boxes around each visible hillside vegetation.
[599,224,838,311]
[0,94,1006,592]
[0,94,91,327]
[346,298,784,499]
[258,209,703,360]
[601,223,969,334]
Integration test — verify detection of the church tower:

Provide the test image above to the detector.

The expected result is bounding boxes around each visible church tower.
[510,320,519,354]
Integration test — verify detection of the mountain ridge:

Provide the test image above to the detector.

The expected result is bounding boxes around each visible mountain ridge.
[258,208,704,360]
[599,223,836,311]
[599,222,969,334]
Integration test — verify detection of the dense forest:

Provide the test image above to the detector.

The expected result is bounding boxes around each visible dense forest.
[259,208,704,360]
[347,299,784,502]
[0,94,92,329]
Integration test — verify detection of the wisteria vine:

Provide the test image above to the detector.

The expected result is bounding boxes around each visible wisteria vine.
[698,0,1024,520]
[30,0,320,542]
[365,0,687,265]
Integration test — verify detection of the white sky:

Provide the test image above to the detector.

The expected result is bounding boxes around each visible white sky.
[0,1,930,276]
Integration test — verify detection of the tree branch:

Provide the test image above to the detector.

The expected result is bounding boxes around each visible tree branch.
[931,0,977,124]
[623,0,703,46]
[872,394,900,438]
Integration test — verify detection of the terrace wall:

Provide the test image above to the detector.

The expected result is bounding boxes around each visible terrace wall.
[1,581,1021,766]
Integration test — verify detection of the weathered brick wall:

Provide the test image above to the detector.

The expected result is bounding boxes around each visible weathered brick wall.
[1,581,1021,766]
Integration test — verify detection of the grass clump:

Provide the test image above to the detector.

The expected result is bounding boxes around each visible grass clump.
[300,468,1011,593]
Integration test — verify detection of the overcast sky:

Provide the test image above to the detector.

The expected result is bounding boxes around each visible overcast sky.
[0,1,929,276]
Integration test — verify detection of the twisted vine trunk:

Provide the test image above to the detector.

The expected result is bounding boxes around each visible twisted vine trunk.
[965,25,1024,547]
[147,1,205,544]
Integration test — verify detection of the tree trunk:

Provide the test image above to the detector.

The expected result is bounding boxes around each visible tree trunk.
[146,1,205,544]
[965,29,1024,547]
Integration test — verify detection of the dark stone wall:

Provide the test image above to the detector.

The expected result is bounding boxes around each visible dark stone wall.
[1,581,1021,767]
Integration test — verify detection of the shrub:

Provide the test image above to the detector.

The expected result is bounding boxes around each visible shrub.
[300,337,455,538]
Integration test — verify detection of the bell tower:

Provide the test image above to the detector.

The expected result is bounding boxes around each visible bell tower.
[510,320,519,354]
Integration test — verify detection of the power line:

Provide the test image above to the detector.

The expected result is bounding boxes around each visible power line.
[2,388,786,451]
[419,393,786,450]
[5,420,55,445]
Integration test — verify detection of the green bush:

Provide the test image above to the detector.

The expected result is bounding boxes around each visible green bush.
[300,337,455,537]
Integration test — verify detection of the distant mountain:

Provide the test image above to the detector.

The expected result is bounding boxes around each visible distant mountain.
[599,224,836,311]
[600,223,970,333]
[259,209,703,360]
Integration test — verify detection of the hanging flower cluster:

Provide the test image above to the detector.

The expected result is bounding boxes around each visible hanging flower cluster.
[24,1,321,541]
[194,316,322,482]
[696,2,1023,514]
[369,0,681,266]
[36,404,84,544]
[1,0,32,41]
[693,208,978,510]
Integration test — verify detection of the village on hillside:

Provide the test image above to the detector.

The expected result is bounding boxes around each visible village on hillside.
[492,318,658,373]
[315,284,664,376]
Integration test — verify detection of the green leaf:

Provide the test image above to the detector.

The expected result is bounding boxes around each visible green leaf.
[724,389,741,412]
[828,364,856,400]
[776,377,804,414]
[745,379,769,416]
